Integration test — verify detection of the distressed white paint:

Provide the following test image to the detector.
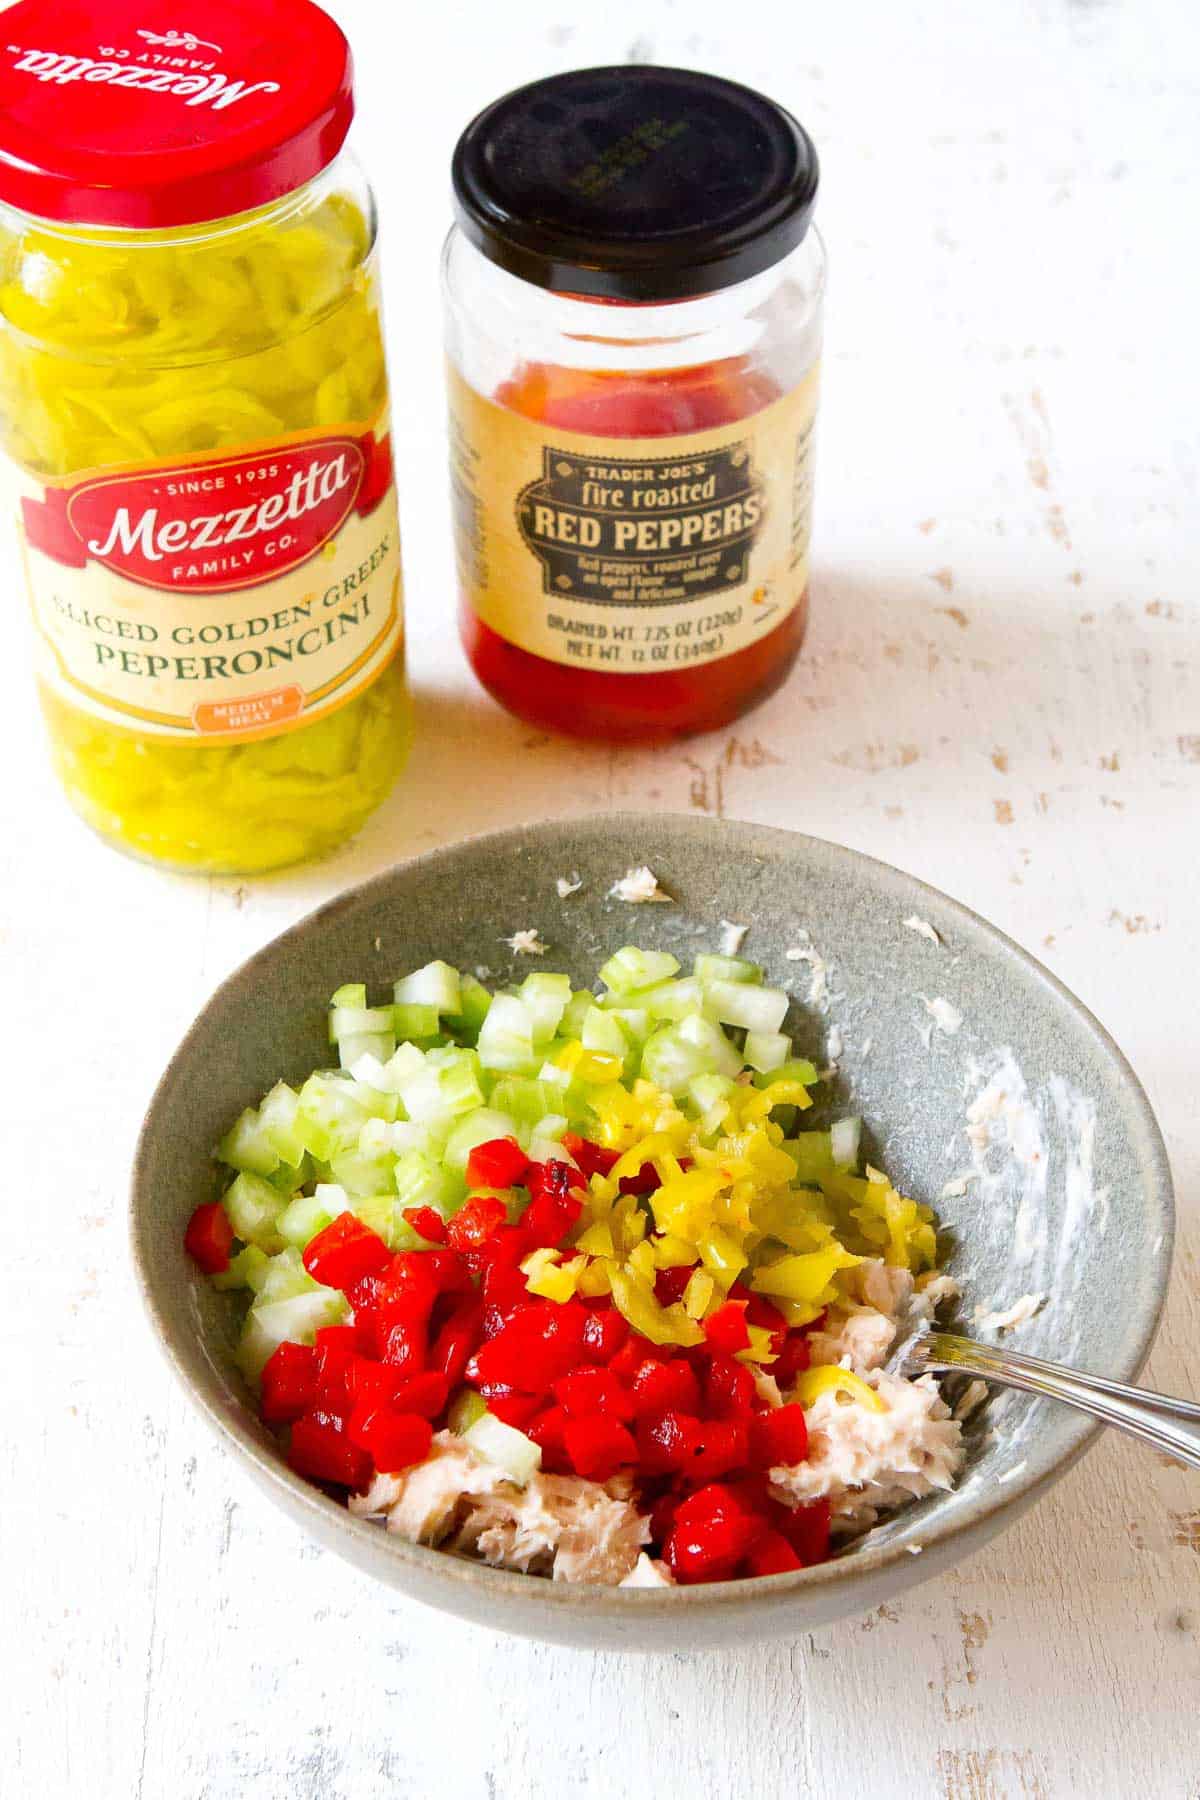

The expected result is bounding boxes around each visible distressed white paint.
[3,1,1199,1795]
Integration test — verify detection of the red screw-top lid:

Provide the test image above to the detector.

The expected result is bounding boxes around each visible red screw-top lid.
[0,0,355,229]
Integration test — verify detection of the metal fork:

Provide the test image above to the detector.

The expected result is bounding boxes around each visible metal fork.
[892,1326,1200,1471]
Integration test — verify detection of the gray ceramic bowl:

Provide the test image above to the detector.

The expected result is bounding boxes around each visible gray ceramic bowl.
[132,814,1172,1650]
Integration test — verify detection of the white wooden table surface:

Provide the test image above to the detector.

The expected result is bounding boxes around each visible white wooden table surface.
[4,1,1198,1794]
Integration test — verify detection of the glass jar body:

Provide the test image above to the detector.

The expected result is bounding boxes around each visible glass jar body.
[443,228,825,743]
[1,150,409,873]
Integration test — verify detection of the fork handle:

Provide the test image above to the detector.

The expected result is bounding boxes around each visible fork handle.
[912,1332,1200,1472]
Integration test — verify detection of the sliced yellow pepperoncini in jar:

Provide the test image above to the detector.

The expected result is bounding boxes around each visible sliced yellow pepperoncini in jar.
[0,0,410,873]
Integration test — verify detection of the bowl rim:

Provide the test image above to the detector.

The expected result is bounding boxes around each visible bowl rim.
[131,811,1175,1614]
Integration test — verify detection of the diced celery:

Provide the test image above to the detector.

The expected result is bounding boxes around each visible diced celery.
[783,1131,835,1183]
[258,1082,307,1168]
[393,1002,441,1041]
[694,952,764,986]
[217,1106,280,1177]
[425,1047,485,1117]
[753,1058,821,1090]
[598,946,681,995]
[351,1193,405,1246]
[608,1007,651,1048]
[393,1149,466,1215]
[530,1114,568,1144]
[276,1184,350,1250]
[637,976,711,1023]
[443,1108,520,1173]
[394,961,461,1015]
[831,1116,862,1169]
[676,1011,742,1078]
[529,1130,572,1166]
[488,1077,561,1128]
[464,1412,542,1486]
[236,1287,347,1381]
[687,1071,738,1134]
[444,973,493,1044]
[706,978,789,1035]
[744,1029,792,1073]
[559,991,596,1040]
[223,1171,286,1251]
[581,1005,628,1059]
[344,1077,400,1123]
[265,1155,310,1196]
[328,1142,395,1197]
[212,1243,271,1292]
[639,1026,710,1097]
[476,993,537,1072]
[330,983,367,1009]
[329,1002,395,1045]
[520,971,572,1042]
[295,1072,372,1160]
[447,1388,488,1434]
[257,1246,321,1303]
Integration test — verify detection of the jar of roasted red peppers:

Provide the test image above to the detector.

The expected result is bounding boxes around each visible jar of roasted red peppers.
[444,67,824,743]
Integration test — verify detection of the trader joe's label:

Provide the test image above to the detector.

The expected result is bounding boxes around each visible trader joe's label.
[15,413,403,742]
[448,363,818,672]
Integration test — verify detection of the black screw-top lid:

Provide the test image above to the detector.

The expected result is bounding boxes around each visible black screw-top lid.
[451,66,819,301]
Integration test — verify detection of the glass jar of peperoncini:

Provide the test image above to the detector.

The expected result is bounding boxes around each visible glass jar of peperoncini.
[0,0,409,872]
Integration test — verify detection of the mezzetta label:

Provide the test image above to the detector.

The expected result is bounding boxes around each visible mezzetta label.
[19,417,403,742]
[450,365,818,674]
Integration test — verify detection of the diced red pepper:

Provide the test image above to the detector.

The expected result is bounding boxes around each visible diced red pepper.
[735,1285,788,1335]
[428,1295,483,1385]
[314,1324,358,1356]
[702,1351,757,1419]
[259,1341,318,1424]
[579,1304,629,1364]
[635,1408,701,1475]
[466,1299,587,1391]
[686,1416,750,1480]
[402,1205,447,1243]
[563,1414,638,1482]
[608,1332,667,1382]
[348,1362,449,1421]
[446,1195,509,1254]
[184,1201,234,1274]
[777,1497,832,1565]
[527,1403,571,1472]
[426,1248,478,1296]
[521,1158,586,1247]
[465,1136,529,1192]
[652,1265,693,1307]
[703,1299,751,1354]
[649,1486,681,1547]
[618,1163,663,1197]
[303,1213,392,1290]
[749,1403,809,1470]
[487,1392,542,1430]
[743,1529,803,1577]
[553,1366,634,1421]
[345,1404,433,1473]
[664,1484,763,1583]
[770,1331,812,1387]
[480,1257,531,1336]
[378,1312,427,1376]
[521,1188,584,1249]
[561,1133,621,1178]
[287,1414,371,1490]
[314,1337,357,1417]
[374,1251,442,1316]
[629,1357,701,1421]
